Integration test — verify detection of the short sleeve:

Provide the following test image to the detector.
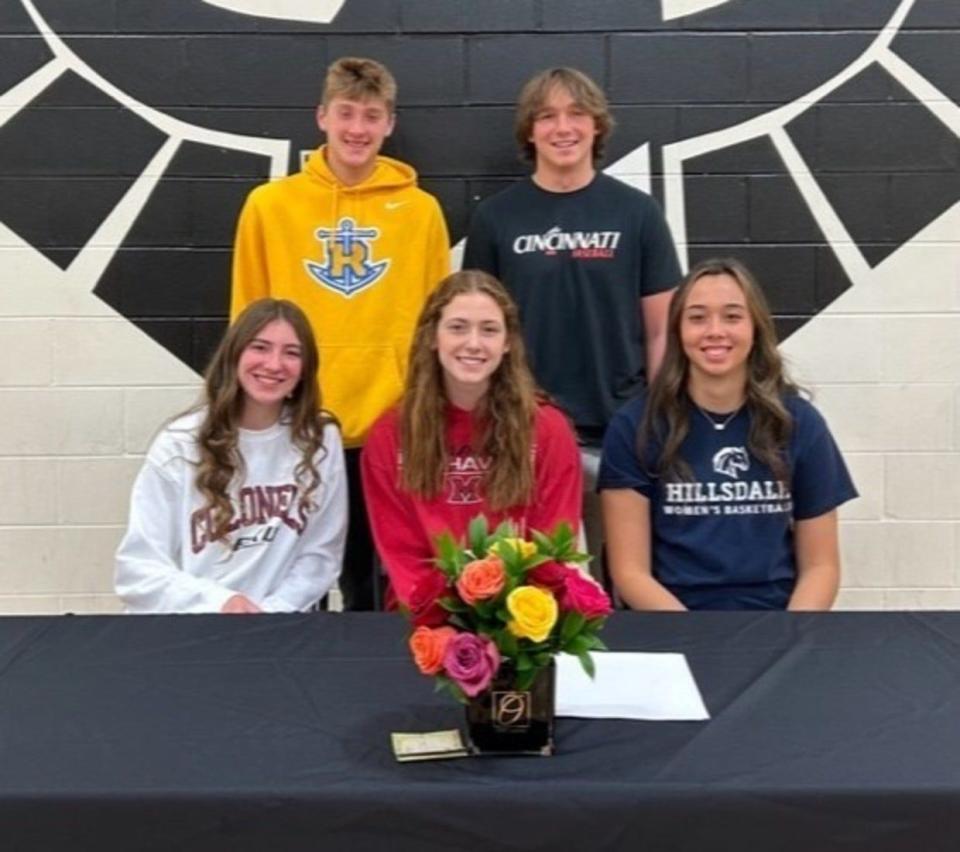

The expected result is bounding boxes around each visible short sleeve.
[597,399,656,499]
[790,400,859,520]
[638,195,682,298]
[462,200,499,276]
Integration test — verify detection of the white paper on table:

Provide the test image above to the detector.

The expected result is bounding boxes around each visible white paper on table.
[556,651,710,720]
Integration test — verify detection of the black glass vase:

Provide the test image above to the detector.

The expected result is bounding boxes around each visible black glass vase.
[465,660,555,756]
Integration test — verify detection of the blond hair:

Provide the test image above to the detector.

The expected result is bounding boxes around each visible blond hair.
[322,56,397,111]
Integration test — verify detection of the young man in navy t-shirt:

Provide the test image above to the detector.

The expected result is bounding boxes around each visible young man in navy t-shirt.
[463,67,682,571]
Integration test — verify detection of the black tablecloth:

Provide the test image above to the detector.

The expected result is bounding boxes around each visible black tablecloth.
[1,611,959,851]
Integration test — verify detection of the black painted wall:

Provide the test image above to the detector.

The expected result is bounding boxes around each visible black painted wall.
[1,0,958,371]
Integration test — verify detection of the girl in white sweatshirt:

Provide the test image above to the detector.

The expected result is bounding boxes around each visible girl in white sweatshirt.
[115,299,347,613]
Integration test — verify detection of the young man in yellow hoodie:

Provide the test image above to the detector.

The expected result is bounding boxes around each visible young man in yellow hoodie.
[231,57,450,610]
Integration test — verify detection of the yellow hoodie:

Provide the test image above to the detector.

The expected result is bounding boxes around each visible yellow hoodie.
[231,148,450,447]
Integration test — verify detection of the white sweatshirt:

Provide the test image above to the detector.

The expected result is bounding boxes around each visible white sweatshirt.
[115,410,347,613]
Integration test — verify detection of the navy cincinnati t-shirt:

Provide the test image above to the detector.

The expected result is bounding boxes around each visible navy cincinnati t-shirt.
[463,174,681,441]
[598,393,858,610]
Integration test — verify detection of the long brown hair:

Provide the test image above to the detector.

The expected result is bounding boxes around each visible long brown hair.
[400,270,540,510]
[193,298,334,543]
[640,258,800,482]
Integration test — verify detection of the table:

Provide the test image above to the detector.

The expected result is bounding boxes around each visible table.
[1,611,959,851]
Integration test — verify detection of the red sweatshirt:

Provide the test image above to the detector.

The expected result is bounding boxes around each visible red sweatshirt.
[361,403,583,605]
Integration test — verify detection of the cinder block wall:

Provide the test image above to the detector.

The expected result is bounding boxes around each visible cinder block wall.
[0,0,957,612]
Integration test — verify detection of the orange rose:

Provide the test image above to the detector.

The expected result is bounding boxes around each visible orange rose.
[409,625,457,675]
[456,557,507,605]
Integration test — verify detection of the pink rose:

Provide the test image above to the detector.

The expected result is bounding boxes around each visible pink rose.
[407,570,450,628]
[442,633,501,697]
[562,571,614,619]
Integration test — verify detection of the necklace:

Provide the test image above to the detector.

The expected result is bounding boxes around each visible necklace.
[695,403,743,431]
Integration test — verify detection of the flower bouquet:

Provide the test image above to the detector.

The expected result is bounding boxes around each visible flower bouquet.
[404,516,613,755]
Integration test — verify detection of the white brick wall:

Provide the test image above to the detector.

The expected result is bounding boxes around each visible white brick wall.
[785,201,960,611]
[0,266,200,612]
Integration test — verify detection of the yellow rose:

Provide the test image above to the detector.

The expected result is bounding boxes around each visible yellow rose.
[490,537,537,560]
[506,586,558,642]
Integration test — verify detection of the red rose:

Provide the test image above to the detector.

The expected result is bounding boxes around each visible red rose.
[562,571,613,619]
[527,561,571,595]
[407,569,450,627]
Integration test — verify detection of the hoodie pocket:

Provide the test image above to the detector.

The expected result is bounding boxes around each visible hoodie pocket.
[319,344,404,447]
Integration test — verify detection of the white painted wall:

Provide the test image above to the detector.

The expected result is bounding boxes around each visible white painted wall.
[784,202,960,609]
[0,236,201,613]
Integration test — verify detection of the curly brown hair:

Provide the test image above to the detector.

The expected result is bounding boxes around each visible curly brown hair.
[640,258,801,483]
[399,270,541,511]
[192,298,335,543]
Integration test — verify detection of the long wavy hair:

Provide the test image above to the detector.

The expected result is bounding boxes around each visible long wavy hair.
[192,298,333,543]
[400,270,540,510]
[640,258,801,483]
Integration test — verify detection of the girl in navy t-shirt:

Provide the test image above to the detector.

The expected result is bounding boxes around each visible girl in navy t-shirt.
[598,258,857,610]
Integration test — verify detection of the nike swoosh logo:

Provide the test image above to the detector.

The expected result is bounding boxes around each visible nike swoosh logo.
[385,201,409,210]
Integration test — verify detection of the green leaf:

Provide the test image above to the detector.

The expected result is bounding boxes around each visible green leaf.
[468,515,489,556]
[438,596,469,613]
[577,651,596,679]
[530,529,553,554]
[473,599,498,620]
[515,666,540,691]
[519,554,551,572]
[496,628,519,658]
[433,675,468,704]
[586,635,608,651]
[449,614,472,631]
[515,652,533,672]
[433,532,464,578]
[561,611,586,643]
[565,634,591,656]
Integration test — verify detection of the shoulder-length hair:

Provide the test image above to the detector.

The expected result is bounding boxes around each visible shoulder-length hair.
[399,269,540,511]
[194,298,334,543]
[641,257,800,483]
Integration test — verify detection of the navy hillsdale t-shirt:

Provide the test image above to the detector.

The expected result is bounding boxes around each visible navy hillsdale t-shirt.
[598,393,858,610]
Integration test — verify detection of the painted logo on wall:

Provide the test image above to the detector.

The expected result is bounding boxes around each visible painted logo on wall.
[0,0,957,371]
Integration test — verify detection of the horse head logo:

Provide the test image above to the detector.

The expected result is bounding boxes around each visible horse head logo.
[712,447,750,480]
